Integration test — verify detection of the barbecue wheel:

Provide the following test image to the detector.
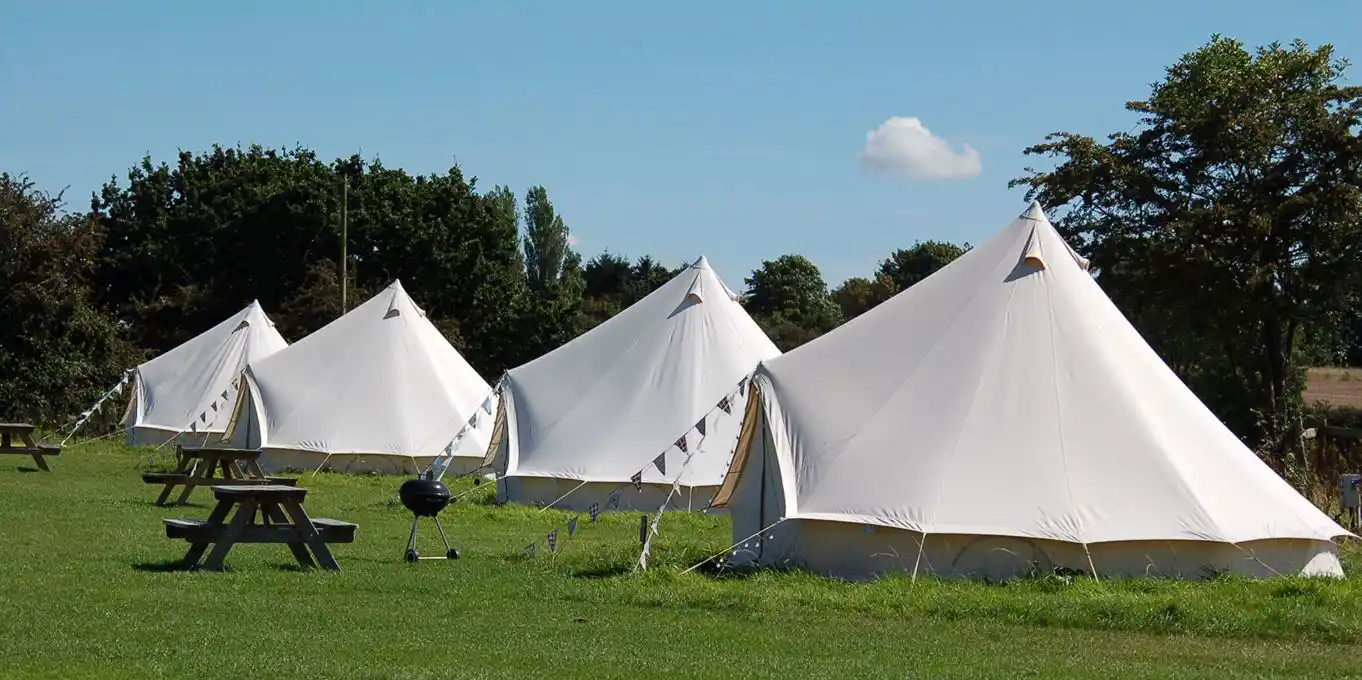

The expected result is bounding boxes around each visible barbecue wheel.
[405,549,419,563]
[447,548,460,560]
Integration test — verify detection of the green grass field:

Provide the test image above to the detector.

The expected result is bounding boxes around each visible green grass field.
[3,442,1362,679]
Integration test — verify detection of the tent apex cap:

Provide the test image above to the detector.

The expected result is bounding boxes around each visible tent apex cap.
[1021,200,1047,221]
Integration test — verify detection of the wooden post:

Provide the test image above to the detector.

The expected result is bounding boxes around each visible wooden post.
[639,514,649,546]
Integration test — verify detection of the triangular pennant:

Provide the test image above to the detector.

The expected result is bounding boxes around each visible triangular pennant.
[211,402,218,412]
[470,411,481,429]
[547,530,558,553]
[738,376,748,396]
[589,503,601,522]
[675,434,688,454]
[80,410,93,419]
[112,383,124,396]
[482,395,494,415]
[608,488,621,509]
[567,516,578,537]
[631,471,643,491]
[696,416,707,437]
[190,422,199,433]
[221,390,229,401]
[199,412,207,423]
[652,452,666,476]
[718,396,731,415]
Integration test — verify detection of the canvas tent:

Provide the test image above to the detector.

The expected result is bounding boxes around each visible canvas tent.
[712,202,1351,580]
[488,256,781,512]
[222,280,496,474]
[124,301,288,447]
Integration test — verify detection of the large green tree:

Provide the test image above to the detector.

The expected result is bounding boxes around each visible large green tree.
[876,240,969,291]
[0,174,138,424]
[1010,36,1362,462]
[744,254,842,350]
[91,145,531,377]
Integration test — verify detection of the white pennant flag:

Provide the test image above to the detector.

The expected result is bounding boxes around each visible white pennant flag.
[80,410,93,419]
[112,383,124,396]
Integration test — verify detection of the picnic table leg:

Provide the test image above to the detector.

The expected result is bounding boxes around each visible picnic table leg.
[182,497,235,568]
[174,457,219,506]
[202,498,257,571]
[16,432,50,471]
[244,458,268,480]
[280,500,341,571]
[155,453,193,506]
[261,502,316,569]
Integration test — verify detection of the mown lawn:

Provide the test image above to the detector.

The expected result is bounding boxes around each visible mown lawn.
[2,441,1361,679]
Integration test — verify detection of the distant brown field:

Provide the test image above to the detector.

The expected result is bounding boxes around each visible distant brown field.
[1304,367,1362,408]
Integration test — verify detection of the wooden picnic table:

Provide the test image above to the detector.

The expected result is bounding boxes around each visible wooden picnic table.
[0,423,61,471]
[142,447,296,506]
[164,485,356,571]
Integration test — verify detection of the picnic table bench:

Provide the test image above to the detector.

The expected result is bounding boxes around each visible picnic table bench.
[142,446,296,506]
[0,423,61,471]
[164,485,356,571]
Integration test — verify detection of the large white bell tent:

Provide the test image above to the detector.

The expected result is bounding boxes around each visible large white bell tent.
[222,281,496,474]
[123,301,288,447]
[711,202,1351,580]
[487,256,781,512]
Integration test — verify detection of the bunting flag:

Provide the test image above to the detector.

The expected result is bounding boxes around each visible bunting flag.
[696,416,706,437]
[589,503,600,523]
[630,471,643,491]
[80,410,93,419]
[675,435,688,454]
[525,543,537,557]
[482,395,494,415]
[190,421,199,433]
[547,529,558,553]
[608,489,621,509]
[738,376,748,396]
[567,516,578,537]
[652,452,666,476]
[718,396,731,415]
[221,390,229,401]
[113,383,124,396]
[470,411,481,429]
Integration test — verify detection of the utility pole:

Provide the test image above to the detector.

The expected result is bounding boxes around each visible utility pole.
[341,175,348,315]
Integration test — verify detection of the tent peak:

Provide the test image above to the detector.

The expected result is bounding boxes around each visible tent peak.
[691,255,712,270]
[1020,200,1047,222]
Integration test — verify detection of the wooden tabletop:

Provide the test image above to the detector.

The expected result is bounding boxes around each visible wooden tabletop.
[0,423,35,431]
[212,484,308,501]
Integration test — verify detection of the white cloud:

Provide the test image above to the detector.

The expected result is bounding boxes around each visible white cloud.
[566,233,580,247]
[858,116,981,180]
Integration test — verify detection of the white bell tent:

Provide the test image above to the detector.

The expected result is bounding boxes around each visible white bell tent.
[223,281,496,474]
[488,256,780,512]
[123,301,287,447]
[712,202,1351,580]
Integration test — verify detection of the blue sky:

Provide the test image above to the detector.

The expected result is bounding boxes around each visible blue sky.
[3,1,1359,286]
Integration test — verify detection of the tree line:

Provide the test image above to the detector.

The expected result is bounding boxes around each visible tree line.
[3,36,1361,478]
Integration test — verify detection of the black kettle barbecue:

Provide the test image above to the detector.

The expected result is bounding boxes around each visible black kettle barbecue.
[399,471,459,562]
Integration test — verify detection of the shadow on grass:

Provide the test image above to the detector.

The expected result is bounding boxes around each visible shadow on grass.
[133,559,196,573]
[16,467,45,473]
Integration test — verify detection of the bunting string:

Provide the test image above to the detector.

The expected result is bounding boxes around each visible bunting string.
[60,369,135,445]
[514,375,752,564]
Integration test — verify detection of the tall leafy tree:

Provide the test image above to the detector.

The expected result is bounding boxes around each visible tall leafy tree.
[744,254,842,350]
[0,174,138,424]
[876,240,969,291]
[522,185,572,292]
[1010,36,1362,461]
[831,274,898,321]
